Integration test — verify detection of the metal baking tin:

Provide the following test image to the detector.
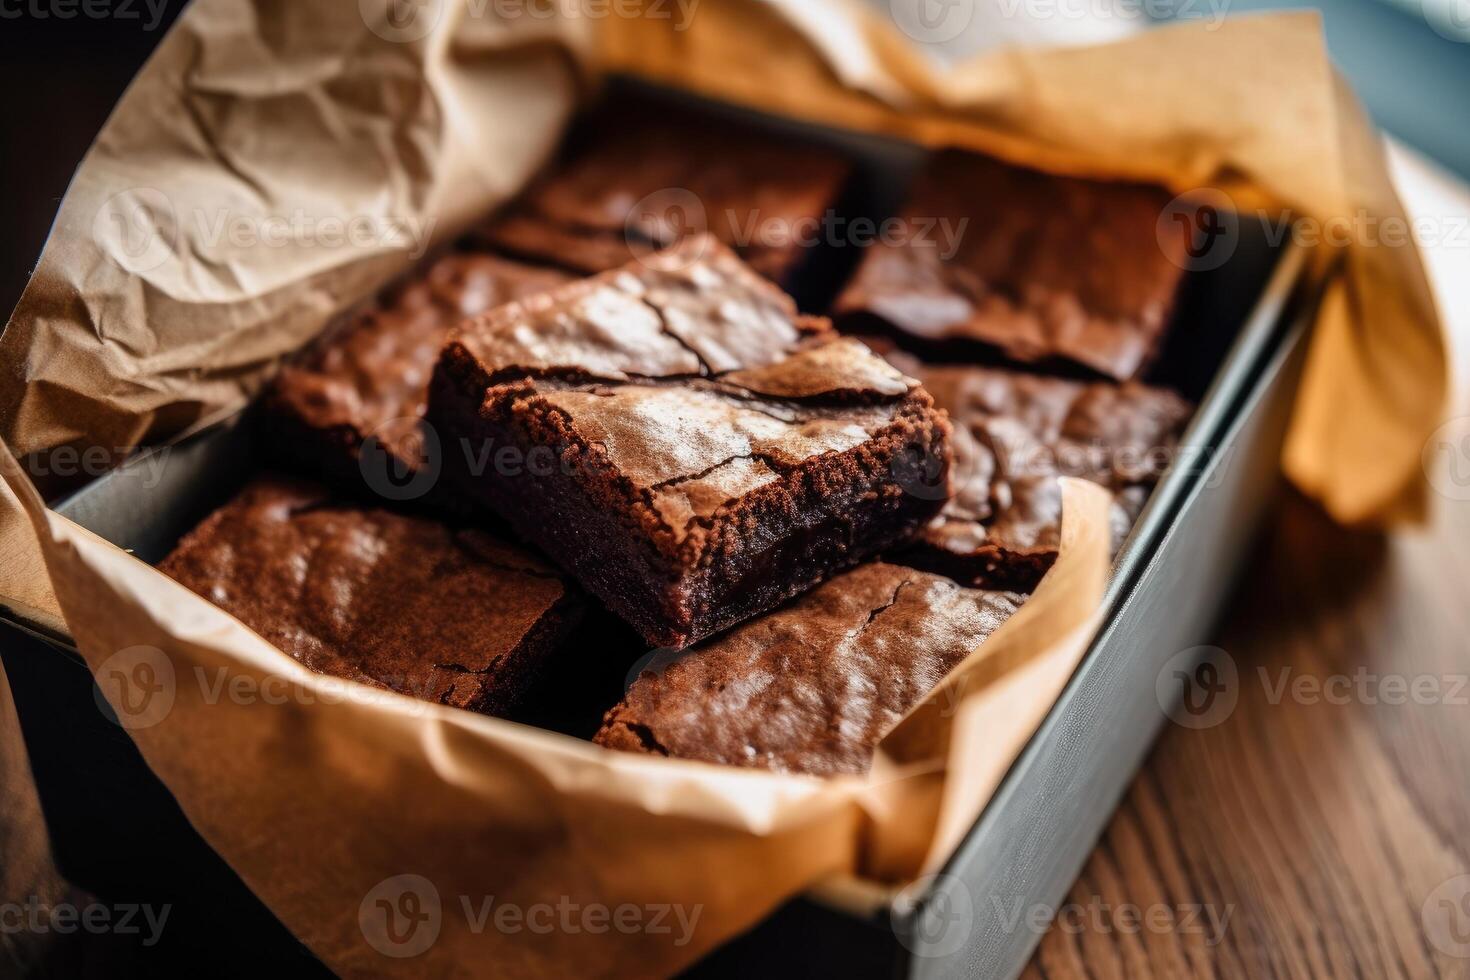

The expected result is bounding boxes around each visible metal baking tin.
[0,84,1326,977]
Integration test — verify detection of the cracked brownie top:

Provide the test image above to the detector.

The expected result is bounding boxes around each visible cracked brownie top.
[833,150,1189,381]
[884,349,1193,587]
[474,96,850,283]
[156,476,582,715]
[440,236,933,549]
[268,251,570,467]
[595,561,1023,776]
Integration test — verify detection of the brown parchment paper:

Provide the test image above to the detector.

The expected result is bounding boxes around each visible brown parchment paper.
[0,0,1446,523]
[0,438,1110,975]
[0,0,1448,973]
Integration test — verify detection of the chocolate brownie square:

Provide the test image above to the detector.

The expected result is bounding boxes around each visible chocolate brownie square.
[475,97,850,288]
[428,236,951,649]
[594,562,1023,775]
[884,350,1193,589]
[833,151,1190,381]
[265,251,570,495]
[157,476,584,717]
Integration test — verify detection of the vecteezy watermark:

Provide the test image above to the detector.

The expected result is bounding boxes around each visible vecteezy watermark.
[0,0,172,30]
[1259,666,1469,708]
[1156,645,1240,730]
[1424,416,1470,502]
[995,0,1229,29]
[991,895,1233,945]
[1423,874,1470,959]
[93,646,442,729]
[1159,189,1241,272]
[359,875,703,958]
[891,442,953,502]
[360,875,443,959]
[893,873,975,959]
[1156,646,1470,730]
[619,191,971,271]
[1422,0,1470,42]
[93,188,438,275]
[360,0,700,44]
[1159,188,1470,269]
[0,897,171,947]
[94,645,178,730]
[18,444,172,488]
[888,0,975,44]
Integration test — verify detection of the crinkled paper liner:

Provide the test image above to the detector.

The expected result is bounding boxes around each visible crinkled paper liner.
[0,0,1448,974]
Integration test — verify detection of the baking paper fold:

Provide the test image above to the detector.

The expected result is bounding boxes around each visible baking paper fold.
[0,0,1447,522]
[0,0,1447,973]
[0,437,1110,975]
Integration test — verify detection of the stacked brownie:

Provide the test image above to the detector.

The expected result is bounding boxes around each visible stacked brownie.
[163,97,853,723]
[428,236,949,649]
[158,100,1195,775]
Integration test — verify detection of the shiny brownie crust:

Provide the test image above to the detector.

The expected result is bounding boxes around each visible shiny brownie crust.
[156,476,583,716]
[834,150,1189,382]
[428,237,951,649]
[263,251,569,493]
[883,350,1193,589]
[475,96,850,286]
[595,562,1023,775]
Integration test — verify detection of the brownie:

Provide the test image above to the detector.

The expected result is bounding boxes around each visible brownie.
[156,476,584,716]
[474,98,850,287]
[883,350,1193,589]
[594,562,1024,775]
[833,150,1190,381]
[428,236,952,649]
[264,251,570,493]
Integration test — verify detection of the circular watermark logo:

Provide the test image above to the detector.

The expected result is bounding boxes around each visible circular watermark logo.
[623,646,686,693]
[93,645,176,730]
[359,417,442,502]
[1423,0,1470,42]
[889,0,975,44]
[1424,416,1470,502]
[92,187,177,275]
[361,0,445,42]
[360,874,442,958]
[891,442,952,501]
[893,872,974,959]
[1158,188,1239,272]
[1156,645,1238,729]
[625,187,708,268]
[1423,874,1470,958]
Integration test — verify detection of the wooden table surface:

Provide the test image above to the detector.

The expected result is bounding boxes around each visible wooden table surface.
[1024,145,1470,979]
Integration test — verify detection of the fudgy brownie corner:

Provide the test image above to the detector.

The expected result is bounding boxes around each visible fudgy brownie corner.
[156,475,584,717]
[594,561,1024,776]
[833,149,1190,382]
[428,235,952,649]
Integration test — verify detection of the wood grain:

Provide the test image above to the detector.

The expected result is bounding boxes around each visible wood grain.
[1024,144,1470,980]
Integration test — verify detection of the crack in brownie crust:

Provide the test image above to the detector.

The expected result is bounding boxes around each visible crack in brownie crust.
[594,562,1024,775]
[881,349,1193,589]
[156,476,584,717]
[833,150,1190,381]
[429,236,952,649]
